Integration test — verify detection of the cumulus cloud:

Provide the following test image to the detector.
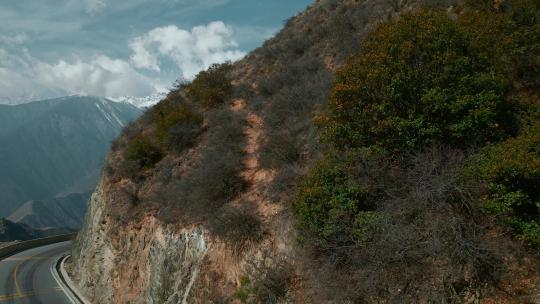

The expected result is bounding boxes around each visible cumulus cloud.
[129,21,246,79]
[0,48,158,104]
[0,21,246,104]
[36,55,156,97]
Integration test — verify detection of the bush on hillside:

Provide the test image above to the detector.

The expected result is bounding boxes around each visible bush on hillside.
[257,56,334,202]
[473,122,540,245]
[120,135,164,177]
[260,75,329,168]
[235,256,293,304]
[293,148,387,251]
[320,10,510,151]
[186,62,233,109]
[155,103,204,152]
[209,207,262,255]
[149,106,246,222]
[295,148,501,301]
[192,108,246,202]
[460,0,540,90]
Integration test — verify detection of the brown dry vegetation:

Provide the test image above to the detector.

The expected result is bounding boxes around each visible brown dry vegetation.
[80,0,540,302]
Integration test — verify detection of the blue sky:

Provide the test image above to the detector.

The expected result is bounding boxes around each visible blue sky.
[0,0,312,104]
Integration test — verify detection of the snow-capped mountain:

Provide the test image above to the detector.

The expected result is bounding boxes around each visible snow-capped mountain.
[108,92,167,109]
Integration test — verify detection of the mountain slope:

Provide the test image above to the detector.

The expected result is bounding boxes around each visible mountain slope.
[69,0,455,302]
[8,192,91,230]
[0,218,42,242]
[0,96,141,218]
[71,0,540,303]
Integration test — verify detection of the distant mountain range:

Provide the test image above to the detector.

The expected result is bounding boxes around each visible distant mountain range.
[0,218,72,242]
[8,192,91,230]
[108,92,166,109]
[0,218,42,242]
[0,96,141,230]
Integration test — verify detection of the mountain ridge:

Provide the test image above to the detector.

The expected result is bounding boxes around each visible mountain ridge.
[0,96,141,222]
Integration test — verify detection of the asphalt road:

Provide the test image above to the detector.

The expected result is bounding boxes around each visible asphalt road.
[0,241,72,303]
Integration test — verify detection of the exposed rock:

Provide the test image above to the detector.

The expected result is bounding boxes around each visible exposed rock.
[71,179,207,303]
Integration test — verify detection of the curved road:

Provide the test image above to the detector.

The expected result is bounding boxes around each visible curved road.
[0,241,72,303]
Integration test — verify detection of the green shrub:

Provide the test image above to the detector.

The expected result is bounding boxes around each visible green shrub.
[292,148,386,249]
[459,0,540,91]
[233,276,256,303]
[150,106,246,222]
[234,263,292,304]
[320,10,510,151]
[123,135,164,176]
[155,104,203,152]
[474,122,540,245]
[186,62,233,109]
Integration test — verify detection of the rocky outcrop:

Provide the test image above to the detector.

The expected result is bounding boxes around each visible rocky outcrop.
[70,179,207,303]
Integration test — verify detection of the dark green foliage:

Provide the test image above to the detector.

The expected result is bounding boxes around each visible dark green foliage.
[155,103,203,152]
[122,135,164,176]
[293,148,385,249]
[186,62,233,109]
[321,10,510,151]
[295,10,512,250]
[473,122,540,245]
[460,0,540,90]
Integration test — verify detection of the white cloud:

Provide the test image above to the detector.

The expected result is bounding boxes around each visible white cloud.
[85,0,107,14]
[0,21,247,104]
[129,21,245,79]
[0,33,28,45]
[0,48,159,104]
[36,55,156,97]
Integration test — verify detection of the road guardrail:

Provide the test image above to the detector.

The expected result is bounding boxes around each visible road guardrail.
[0,233,77,260]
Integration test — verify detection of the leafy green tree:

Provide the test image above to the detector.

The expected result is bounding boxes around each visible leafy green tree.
[320,10,509,151]
[460,0,540,91]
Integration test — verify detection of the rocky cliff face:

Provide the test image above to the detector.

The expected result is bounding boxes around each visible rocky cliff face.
[71,177,209,303]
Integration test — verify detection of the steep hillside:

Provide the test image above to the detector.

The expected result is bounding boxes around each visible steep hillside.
[71,0,540,303]
[0,96,141,218]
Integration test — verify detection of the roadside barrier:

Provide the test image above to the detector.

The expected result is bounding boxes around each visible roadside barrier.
[0,233,76,260]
